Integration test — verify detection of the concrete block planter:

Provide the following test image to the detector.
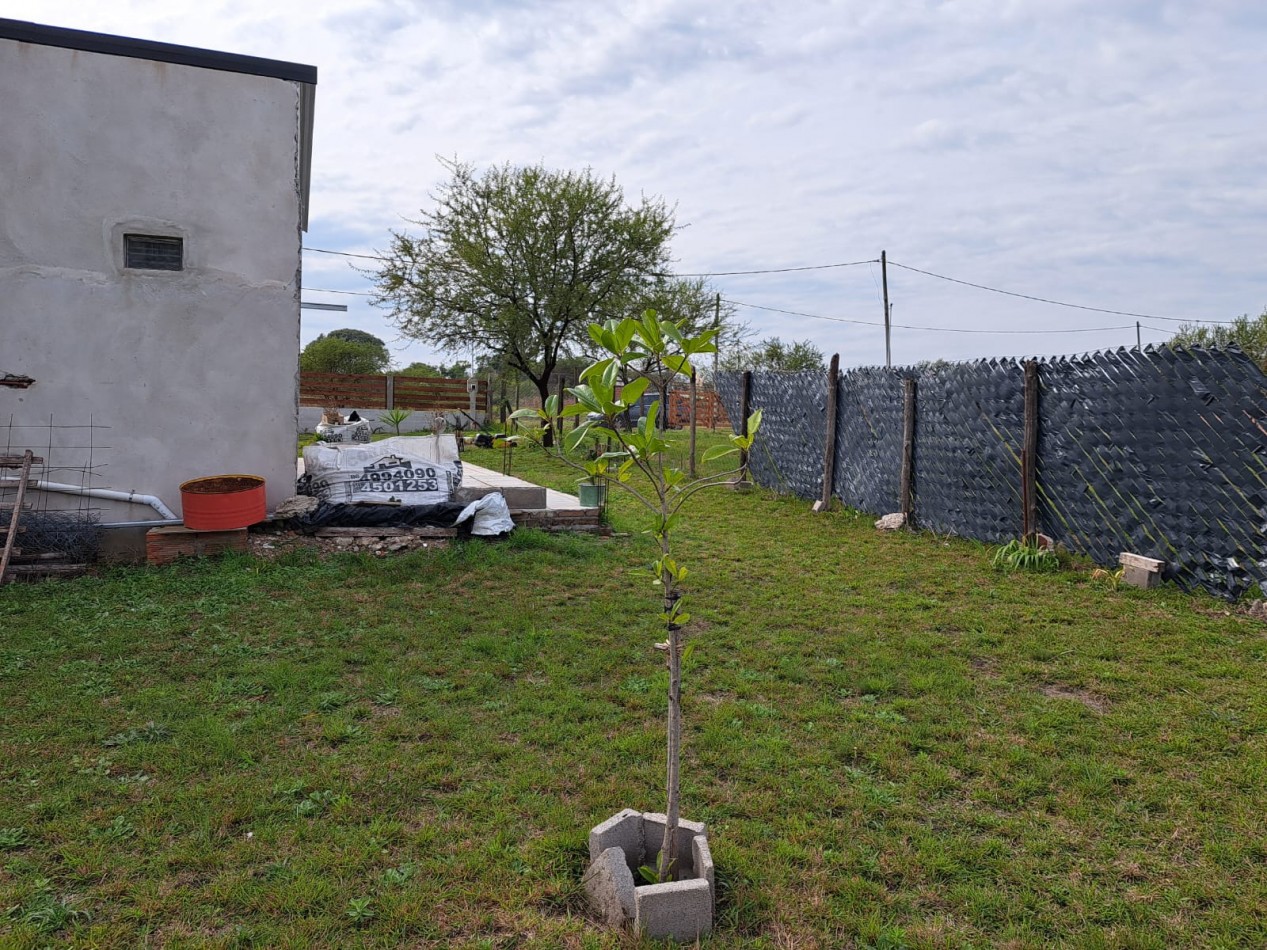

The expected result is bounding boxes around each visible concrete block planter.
[584,809,713,942]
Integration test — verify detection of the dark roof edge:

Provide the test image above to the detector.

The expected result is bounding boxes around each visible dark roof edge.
[0,18,317,84]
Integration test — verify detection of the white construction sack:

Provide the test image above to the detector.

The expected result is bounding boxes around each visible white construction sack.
[456,492,515,536]
[314,419,372,444]
[302,437,462,505]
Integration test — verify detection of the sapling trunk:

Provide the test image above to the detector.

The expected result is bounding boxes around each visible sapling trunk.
[510,310,761,895]
[658,531,682,883]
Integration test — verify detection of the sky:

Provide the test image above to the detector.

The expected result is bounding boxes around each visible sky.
[5,0,1266,371]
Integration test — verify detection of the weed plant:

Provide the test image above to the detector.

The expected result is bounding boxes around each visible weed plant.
[992,537,1060,573]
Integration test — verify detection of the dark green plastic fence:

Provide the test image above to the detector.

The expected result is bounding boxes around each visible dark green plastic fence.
[718,346,1267,599]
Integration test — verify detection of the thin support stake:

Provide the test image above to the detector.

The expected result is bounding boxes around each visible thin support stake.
[1022,361,1039,540]
[819,354,840,510]
[900,378,917,518]
[688,368,698,478]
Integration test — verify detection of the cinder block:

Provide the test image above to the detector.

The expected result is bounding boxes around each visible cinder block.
[582,846,635,927]
[586,810,715,939]
[692,834,715,904]
[634,878,712,942]
[588,808,643,865]
[1122,565,1160,589]
[1118,552,1163,589]
[641,812,706,875]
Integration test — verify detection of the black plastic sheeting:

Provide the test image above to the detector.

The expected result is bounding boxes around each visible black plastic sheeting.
[716,371,827,497]
[834,368,905,518]
[719,346,1267,599]
[280,501,473,536]
[909,360,1025,544]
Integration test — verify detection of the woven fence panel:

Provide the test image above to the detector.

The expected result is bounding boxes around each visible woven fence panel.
[834,368,905,514]
[721,348,1267,598]
[911,359,1025,543]
[717,371,826,498]
[1038,346,1267,597]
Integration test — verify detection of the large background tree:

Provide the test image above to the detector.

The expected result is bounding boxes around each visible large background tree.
[371,159,676,443]
[299,330,390,374]
[722,336,825,372]
[397,360,470,378]
[1170,308,1267,371]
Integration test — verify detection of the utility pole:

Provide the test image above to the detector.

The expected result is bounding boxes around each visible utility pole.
[881,249,892,368]
[712,292,721,383]
[1136,321,1141,350]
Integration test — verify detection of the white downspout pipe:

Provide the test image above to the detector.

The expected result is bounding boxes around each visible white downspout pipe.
[0,478,179,522]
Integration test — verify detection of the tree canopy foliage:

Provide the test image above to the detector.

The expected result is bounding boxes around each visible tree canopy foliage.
[371,159,676,441]
[1170,309,1267,371]
[397,361,471,379]
[603,277,745,414]
[325,328,387,350]
[723,336,825,372]
[299,330,390,375]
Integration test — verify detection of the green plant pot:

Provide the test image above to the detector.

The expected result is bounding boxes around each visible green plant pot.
[578,481,607,508]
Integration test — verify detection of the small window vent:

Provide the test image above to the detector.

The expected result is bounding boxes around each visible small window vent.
[124,234,183,271]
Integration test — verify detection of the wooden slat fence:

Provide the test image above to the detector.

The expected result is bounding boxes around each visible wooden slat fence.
[300,372,490,411]
[394,376,487,411]
[300,372,388,407]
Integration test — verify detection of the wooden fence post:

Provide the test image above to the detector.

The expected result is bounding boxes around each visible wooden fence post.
[689,368,698,478]
[900,378,917,520]
[738,370,752,480]
[818,354,840,511]
[1021,361,1039,541]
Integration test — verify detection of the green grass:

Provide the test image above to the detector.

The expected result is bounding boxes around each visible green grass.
[2,432,1266,947]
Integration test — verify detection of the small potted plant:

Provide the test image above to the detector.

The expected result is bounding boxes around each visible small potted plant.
[577,445,609,509]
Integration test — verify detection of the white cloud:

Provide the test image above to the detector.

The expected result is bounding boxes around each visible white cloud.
[4,0,1265,369]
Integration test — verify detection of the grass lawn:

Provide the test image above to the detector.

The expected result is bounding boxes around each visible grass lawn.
[2,429,1266,947]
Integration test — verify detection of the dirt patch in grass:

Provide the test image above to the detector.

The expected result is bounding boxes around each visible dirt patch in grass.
[1039,683,1108,712]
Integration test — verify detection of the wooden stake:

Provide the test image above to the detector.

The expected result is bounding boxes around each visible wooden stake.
[713,293,721,430]
[688,368,698,478]
[900,378,917,518]
[0,450,35,583]
[819,354,840,510]
[1022,361,1039,540]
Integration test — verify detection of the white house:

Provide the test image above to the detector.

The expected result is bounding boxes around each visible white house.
[0,18,316,539]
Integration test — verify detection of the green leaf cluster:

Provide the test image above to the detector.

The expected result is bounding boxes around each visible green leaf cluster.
[992,539,1059,573]
[1169,308,1267,372]
[370,159,676,421]
[300,331,390,375]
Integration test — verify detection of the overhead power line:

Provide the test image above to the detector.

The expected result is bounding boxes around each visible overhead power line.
[724,298,1137,335]
[887,260,1231,325]
[305,247,384,261]
[302,246,879,278]
[297,286,1160,335]
[301,244,1238,329]
[664,259,878,277]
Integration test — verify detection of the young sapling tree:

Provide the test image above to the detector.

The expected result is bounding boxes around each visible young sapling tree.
[512,310,761,884]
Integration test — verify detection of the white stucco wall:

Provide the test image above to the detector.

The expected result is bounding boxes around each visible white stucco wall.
[0,39,305,521]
